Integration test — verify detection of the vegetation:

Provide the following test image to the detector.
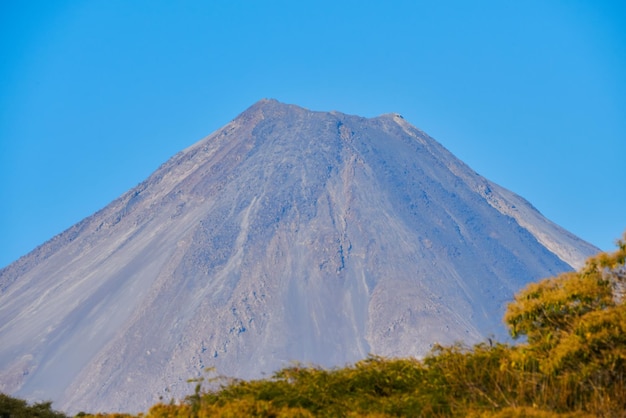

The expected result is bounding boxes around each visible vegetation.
[4,233,625,417]
[0,392,68,418]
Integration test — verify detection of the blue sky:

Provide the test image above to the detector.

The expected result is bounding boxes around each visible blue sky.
[1,1,624,268]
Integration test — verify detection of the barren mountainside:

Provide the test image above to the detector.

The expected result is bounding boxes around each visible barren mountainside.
[0,99,598,414]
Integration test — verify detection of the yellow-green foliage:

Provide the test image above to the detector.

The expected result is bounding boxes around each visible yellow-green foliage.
[471,407,593,418]
[41,233,626,417]
[501,234,626,415]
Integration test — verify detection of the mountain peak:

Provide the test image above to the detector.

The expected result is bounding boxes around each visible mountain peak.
[0,100,598,414]
[248,97,300,111]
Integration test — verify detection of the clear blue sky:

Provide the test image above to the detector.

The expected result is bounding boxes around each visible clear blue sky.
[1,1,624,268]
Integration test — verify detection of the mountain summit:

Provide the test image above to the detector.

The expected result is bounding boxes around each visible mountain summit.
[0,99,597,413]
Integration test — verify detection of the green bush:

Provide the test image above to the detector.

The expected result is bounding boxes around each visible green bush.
[0,393,67,418]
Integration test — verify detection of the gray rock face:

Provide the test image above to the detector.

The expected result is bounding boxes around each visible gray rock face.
[0,99,598,413]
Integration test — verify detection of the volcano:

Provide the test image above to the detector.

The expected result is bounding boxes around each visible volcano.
[0,99,598,413]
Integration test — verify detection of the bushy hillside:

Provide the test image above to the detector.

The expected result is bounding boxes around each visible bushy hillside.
[4,233,624,417]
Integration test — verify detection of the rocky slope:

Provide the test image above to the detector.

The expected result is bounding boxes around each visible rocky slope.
[0,99,598,413]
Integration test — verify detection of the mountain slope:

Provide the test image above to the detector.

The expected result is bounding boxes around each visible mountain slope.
[0,99,598,413]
